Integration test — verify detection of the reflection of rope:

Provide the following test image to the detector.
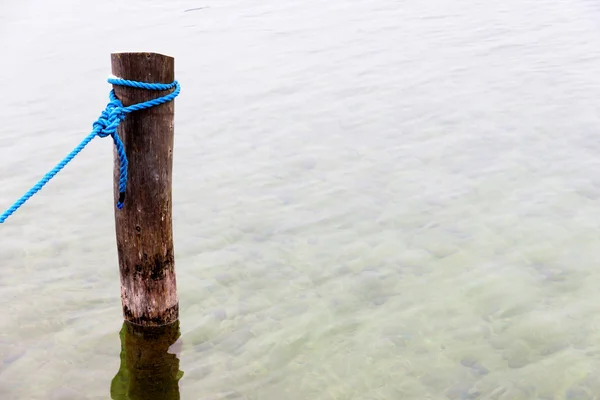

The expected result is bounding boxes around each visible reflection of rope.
[0,78,181,223]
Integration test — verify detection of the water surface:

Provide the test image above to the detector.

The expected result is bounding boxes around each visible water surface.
[2,0,600,398]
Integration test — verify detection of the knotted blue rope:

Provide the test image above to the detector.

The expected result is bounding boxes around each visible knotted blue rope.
[0,78,180,224]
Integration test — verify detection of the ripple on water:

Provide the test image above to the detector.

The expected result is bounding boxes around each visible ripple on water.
[460,357,490,376]
[504,340,532,369]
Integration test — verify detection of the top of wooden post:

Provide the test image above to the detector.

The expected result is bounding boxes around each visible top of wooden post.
[111,52,174,82]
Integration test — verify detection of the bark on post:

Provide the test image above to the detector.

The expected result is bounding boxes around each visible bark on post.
[110,52,178,326]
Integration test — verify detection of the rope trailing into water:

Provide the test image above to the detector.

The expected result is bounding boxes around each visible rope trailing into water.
[0,78,180,224]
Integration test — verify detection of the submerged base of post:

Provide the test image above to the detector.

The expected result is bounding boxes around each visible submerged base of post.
[111,52,178,326]
[111,321,182,400]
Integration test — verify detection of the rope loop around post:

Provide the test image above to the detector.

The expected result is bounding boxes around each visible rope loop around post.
[0,78,181,223]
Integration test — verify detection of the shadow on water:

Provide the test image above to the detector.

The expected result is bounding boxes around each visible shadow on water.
[110,320,184,400]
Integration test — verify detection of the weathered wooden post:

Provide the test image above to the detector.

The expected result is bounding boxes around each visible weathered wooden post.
[110,53,178,326]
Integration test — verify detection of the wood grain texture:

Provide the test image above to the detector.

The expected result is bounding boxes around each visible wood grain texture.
[111,52,178,326]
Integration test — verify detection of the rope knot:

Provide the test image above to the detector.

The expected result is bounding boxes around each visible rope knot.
[93,95,126,138]
[0,78,180,223]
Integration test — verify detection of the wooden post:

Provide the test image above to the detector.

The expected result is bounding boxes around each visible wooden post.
[110,52,178,326]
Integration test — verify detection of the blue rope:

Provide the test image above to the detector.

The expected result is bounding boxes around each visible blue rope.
[0,78,180,224]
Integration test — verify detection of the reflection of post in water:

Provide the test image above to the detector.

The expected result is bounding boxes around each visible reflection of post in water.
[110,321,183,400]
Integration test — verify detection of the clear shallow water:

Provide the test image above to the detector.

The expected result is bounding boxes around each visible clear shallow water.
[3,0,600,398]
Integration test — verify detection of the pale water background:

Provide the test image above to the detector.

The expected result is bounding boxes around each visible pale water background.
[2,0,600,399]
